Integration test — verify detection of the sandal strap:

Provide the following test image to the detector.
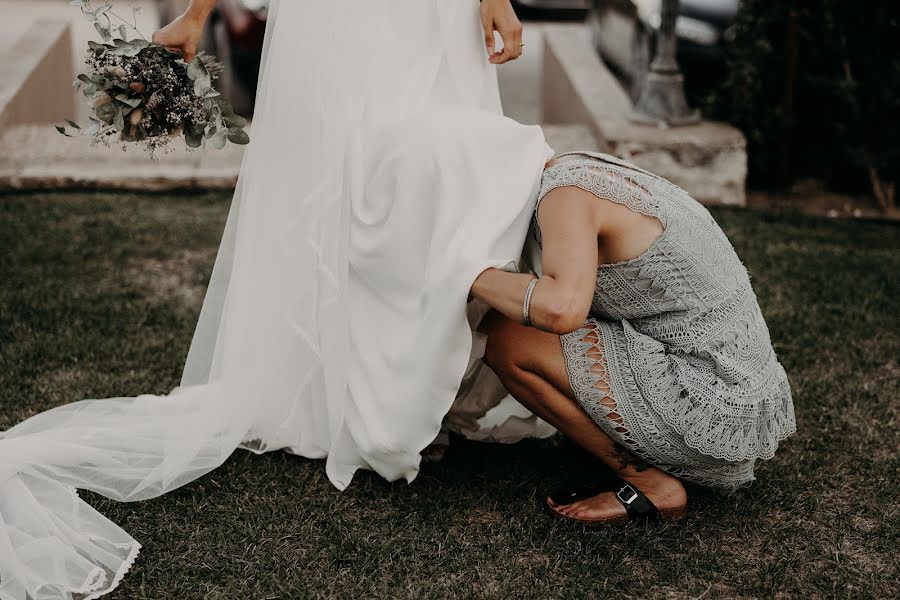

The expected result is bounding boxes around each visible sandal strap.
[615,483,661,522]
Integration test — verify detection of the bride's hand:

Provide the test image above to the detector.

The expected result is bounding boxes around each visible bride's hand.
[152,11,206,62]
[481,0,524,64]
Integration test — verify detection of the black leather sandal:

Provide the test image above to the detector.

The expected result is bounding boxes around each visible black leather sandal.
[546,479,685,524]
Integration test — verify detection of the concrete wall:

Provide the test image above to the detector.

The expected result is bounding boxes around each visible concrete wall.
[541,24,747,206]
[541,24,632,143]
[0,0,161,121]
[0,20,74,128]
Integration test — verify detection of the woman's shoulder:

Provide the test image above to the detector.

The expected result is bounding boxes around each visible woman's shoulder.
[547,151,656,178]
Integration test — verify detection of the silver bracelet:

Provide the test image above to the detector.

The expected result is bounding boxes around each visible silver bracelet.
[523,278,539,326]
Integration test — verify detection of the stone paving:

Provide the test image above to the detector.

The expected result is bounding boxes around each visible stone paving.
[0,123,246,191]
[0,123,597,191]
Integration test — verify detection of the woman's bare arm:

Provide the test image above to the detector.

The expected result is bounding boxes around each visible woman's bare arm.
[152,0,217,62]
[471,188,600,335]
[480,0,524,64]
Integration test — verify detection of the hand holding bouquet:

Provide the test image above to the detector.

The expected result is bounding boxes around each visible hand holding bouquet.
[58,1,249,154]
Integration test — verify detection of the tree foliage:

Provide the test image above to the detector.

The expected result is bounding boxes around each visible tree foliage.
[705,0,899,208]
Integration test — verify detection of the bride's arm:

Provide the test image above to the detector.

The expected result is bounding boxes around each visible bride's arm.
[471,192,600,335]
[152,0,217,62]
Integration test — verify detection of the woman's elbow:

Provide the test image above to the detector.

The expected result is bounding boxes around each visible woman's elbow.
[542,298,589,335]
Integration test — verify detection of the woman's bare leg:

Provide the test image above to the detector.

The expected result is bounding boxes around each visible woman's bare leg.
[481,311,686,520]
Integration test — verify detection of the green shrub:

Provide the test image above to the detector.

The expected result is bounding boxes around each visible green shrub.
[705,0,899,209]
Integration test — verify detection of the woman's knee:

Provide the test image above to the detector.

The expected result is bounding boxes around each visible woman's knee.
[482,313,565,384]
[482,314,527,375]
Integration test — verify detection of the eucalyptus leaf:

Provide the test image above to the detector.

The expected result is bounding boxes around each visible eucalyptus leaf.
[187,57,208,81]
[64,119,81,129]
[194,76,212,97]
[226,128,250,145]
[94,22,111,41]
[107,44,132,57]
[114,94,142,108]
[95,102,117,122]
[214,97,235,114]
[113,108,125,132]
[87,40,107,55]
[211,130,227,150]
[223,113,248,128]
[185,130,203,148]
[55,126,72,137]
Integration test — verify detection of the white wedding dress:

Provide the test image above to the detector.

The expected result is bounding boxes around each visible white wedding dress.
[0,2,553,598]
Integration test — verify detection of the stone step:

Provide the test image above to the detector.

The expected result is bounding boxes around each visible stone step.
[0,123,598,191]
[0,123,245,191]
[541,23,748,206]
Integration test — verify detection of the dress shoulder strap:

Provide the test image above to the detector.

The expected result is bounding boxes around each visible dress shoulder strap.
[534,151,667,247]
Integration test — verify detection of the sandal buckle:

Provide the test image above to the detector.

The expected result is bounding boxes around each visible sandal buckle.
[616,485,639,505]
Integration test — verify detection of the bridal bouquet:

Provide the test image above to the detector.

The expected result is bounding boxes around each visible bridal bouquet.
[57,0,249,153]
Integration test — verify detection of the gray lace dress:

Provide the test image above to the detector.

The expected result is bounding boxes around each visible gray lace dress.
[534,152,796,488]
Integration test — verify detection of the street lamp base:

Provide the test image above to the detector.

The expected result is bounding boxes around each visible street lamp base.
[630,71,700,127]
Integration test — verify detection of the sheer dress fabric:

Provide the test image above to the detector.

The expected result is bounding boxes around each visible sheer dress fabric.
[534,152,796,488]
[0,2,553,598]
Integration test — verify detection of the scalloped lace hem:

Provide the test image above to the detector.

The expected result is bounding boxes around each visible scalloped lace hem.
[621,321,797,463]
[82,542,141,600]
[562,320,762,489]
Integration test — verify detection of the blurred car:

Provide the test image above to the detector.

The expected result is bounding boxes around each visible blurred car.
[159,0,268,116]
[207,0,268,116]
[589,0,738,100]
[513,0,591,19]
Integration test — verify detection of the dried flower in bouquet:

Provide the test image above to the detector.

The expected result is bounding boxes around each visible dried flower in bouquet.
[57,0,249,154]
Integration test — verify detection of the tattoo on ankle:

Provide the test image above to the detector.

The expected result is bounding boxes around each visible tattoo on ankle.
[613,442,651,473]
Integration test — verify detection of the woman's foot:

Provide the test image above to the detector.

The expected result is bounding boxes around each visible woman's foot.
[547,472,687,523]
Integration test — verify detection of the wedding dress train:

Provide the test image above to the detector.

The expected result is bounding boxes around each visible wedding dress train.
[0,2,551,598]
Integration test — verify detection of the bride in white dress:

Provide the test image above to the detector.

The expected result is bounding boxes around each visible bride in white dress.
[0,2,553,598]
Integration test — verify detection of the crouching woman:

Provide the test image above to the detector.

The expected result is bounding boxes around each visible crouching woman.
[471,152,796,524]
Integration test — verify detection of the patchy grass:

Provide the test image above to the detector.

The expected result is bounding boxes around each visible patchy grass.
[1,193,898,599]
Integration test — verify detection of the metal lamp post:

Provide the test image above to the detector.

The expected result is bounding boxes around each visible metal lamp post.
[631,0,700,126]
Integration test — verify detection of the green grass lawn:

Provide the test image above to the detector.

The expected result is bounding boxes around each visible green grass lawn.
[1,193,898,599]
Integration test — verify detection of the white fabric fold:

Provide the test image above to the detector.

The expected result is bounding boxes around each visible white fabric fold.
[0,2,553,598]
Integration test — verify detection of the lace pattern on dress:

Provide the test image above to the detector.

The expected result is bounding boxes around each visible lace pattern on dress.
[533,155,665,247]
[561,320,757,489]
[538,153,796,474]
